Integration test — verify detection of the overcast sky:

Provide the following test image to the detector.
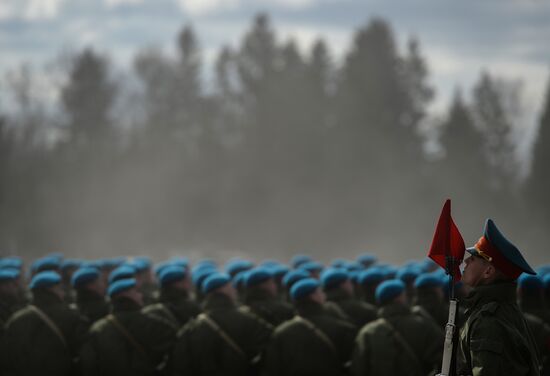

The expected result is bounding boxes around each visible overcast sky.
[1,0,549,142]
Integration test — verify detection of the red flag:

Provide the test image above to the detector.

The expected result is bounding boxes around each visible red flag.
[427,199,466,281]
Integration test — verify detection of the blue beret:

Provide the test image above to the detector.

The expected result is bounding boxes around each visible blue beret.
[282,269,310,288]
[358,269,385,285]
[32,257,61,272]
[202,273,231,294]
[108,278,137,297]
[159,265,186,287]
[260,260,280,268]
[0,257,23,270]
[0,269,19,282]
[414,274,444,289]
[346,262,364,272]
[357,254,377,266]
[102,258,126,269]
[396,267,421,283]
[71,267,100,288]
[350,270,360,283]
[61,259,81,271]
[170,257,189,268]
[127,258,150,273]
[543,274,550,289]
[376,279,405,304]
[225,259,254,277]
[466,219,535,278]
[330,259,350,268]
[518,274,543,291]
[290,278,320,300]
[192,267,217,288]
[108,265,136,284]
[321,268,349,289]
[155,261,174,277]
[232,270,247,288]
[244,267,273,287]
[291,254,312,269]
[30,271,61,290]
[192,260,217,274]
[81,260,103,270]
[269,264,290,278]
[299,261,324,273]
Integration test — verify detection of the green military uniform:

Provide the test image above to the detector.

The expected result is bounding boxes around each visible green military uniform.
[80,296,175,376]
[351,302,443,376]
[412,290,449,327]
[74,288,109,324]
[243,286,295,327]
[457,282,540,376]
[171,292,273,376]
[325,288,378,328]
[524,313,550,376]
[142,286,201,330]
[3,290,89,376]
[265,299,358,376]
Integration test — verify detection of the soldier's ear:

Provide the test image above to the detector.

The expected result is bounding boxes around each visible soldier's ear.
[482,263,497,281]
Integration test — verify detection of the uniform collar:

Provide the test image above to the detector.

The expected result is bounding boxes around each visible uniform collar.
[464,281,517,309]
[203,292,235,312]
[295,299,325,317]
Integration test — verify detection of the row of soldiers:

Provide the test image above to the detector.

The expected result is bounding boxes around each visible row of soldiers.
[0,249,549,375]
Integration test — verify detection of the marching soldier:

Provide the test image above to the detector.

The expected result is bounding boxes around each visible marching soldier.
[351,279,443,376]
[457,219,540,375]
[171,272,273,376]
[241,267,294,327]
[265,278,357,376]
[143,264,201,330]
[3,271,89,376]
[71,266,109,323]
[321,267,378,328]
[80,278,175,376]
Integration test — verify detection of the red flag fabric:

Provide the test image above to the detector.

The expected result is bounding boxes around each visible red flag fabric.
[427,199,466,281]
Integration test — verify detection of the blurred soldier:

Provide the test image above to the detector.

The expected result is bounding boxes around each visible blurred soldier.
[412,273,448,327]
[298,261,324,279]
[523,312,550,376]
[518,274,550,324]
[264,278,357,376]
[80,278,175,376]
[61,259,81,304]
[351,279,443,376]
[457,219,540,375]
[132,257,157,305]
[357,254,377,269]
[72,266,109,323]
[172,272,272,376]
[143,264,200,330]
[356,268,386,305]
[3,271,88,376]
[241,267,294,327]
[321,268,378,328]
[281,269,310,301]
[0,269,21,325]
[396,266,421,302]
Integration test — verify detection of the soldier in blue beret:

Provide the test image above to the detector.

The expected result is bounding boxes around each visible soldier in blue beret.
[351,279,443,376]
[357,254,377,269]
[60,259,81,303]
[356,268,386,305]
[264,278,357,376]
[4,271,88,376]
[281,269,310,300]
[457,219,540,376]
[240,267,294,327]
[80,277,175,376]
[0,269,20,327]
[321,268,378,328]
[71,267,109,323]
[411,273,448,327]
[143,265,200,330]
[171,272,272,376]
[299,261,324,279]
[291,254,312,269]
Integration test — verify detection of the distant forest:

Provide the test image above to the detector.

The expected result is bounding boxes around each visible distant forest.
[1,14,549,264]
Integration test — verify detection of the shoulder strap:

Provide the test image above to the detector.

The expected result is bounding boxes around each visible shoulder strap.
[28,305,67,348]
[238,305,275,330]
[293,316,338,356]
[106,314,149,358]
[197,313,246,357]
[379,318,423,373]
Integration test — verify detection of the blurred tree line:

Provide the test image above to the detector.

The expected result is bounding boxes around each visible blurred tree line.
[0,15,549,263]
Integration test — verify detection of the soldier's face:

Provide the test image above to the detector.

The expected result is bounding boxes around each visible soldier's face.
[462,255,494,287]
